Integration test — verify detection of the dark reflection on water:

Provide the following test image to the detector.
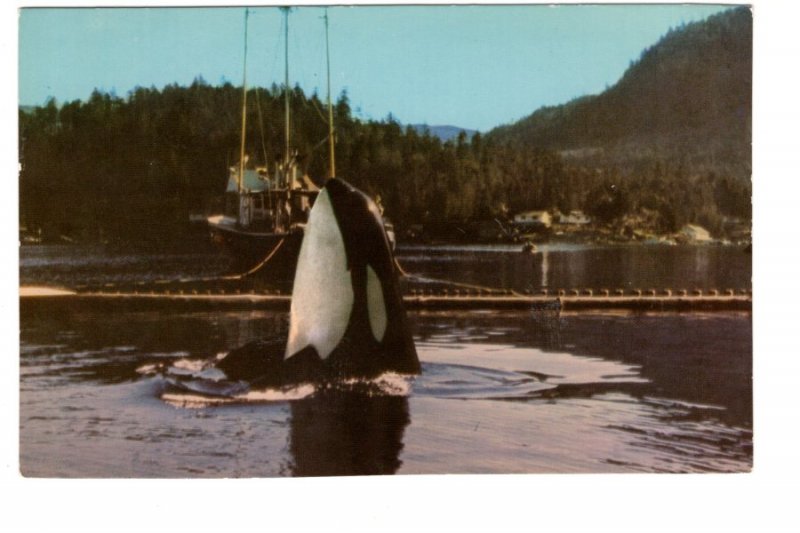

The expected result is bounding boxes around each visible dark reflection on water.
[290,391,410,477]
[19,244,232,287]
[20,306,288,385]
[413,310,752,430]
[586,311,750,431]
[563,313,751,429]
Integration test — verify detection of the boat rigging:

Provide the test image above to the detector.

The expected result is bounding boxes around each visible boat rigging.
[207,7,330,275]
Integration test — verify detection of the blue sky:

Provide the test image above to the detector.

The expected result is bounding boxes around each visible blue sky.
[19,4,732,131]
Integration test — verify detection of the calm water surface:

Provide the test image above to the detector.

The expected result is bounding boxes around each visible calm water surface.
[19,244,752,476]
[399,242,751,292]
[20,242,751,291]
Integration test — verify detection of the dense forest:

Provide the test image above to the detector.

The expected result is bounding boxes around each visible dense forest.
[19,7,751,245]
[19,83,572,243]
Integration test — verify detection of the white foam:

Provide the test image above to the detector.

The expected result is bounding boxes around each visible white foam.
[161,383,317,408]
[135,363,159,375]
[171,358,206,372]
[244,383,316,402]
[373,372,413,396]
[197,367,227,382]
[341,372,413,396]
[162,393,230,408]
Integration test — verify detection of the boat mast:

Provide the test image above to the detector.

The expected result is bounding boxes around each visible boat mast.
[283,7,291,172]
[325,8,336,179]
[238,8,249,195]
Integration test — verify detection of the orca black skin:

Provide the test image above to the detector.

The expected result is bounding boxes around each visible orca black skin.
[211,178,420,390]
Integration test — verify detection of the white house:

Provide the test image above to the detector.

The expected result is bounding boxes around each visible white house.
[559,210,591,225]
[681,224,713,243]
[513,210,552,230]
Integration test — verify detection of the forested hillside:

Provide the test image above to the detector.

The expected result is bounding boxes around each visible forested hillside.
[489,7,752,183]
[19,82,570,242]
[19,7,751,244]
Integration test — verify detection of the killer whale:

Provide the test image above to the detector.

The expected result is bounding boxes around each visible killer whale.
[172,178,420,393]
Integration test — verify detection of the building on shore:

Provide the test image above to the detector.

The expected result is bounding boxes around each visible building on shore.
[558,210,591,226]
[513,210,552,232]
[680,224,713,243]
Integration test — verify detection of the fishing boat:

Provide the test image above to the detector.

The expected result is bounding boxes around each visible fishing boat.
[206,154,319,274]
[207,8,327,277]
[208,8,397,275]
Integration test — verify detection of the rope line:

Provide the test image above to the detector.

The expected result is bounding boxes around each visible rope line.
[394,258,517,295]
[221,237,288,281]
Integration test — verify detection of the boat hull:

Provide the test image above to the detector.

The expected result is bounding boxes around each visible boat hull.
[209,222,304,281]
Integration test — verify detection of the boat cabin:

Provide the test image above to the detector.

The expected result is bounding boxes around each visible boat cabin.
[224,159,318,232]
[224,166,271,227]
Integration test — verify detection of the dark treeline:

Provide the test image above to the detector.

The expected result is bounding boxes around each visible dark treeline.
[20,82,749,245]
[18,81,580,243]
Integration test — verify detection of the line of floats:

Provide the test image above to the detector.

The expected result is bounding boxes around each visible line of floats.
[20,280,752,312]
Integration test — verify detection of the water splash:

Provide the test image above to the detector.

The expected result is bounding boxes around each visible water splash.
[162,383,317,408]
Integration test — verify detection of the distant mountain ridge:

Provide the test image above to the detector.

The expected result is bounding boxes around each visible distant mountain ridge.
[410,124,478,142]
[488,7,752,182]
